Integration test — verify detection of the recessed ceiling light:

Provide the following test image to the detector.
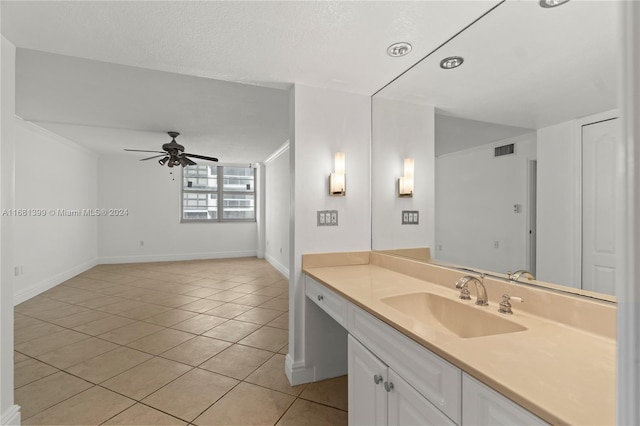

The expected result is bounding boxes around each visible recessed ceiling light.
[539,0,570,8]
[440,56,464,70]
[387,42,412,57]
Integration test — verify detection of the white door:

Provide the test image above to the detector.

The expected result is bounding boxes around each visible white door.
[387,369,455,426]
[582,118,619,294]
[348,335,387,426]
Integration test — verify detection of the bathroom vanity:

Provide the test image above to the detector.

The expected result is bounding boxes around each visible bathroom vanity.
[302,251,616,425]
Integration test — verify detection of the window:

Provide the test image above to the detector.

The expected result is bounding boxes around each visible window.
[181,165,255,222]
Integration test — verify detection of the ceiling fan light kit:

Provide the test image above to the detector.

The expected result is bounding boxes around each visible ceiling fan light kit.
[124,131,219,168]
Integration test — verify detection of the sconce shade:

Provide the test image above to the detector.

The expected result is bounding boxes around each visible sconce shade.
[329,151,346,196]
[335,152,345,175]
[398,157,414,197]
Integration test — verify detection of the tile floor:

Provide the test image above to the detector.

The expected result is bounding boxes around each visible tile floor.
[14,257,348,425]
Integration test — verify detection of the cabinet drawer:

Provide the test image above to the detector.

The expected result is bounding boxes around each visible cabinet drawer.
[462,373,548,426]
[305,276,347,327]
[348,304,462,424]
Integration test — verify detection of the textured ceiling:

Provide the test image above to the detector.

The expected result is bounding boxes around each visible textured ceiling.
[1,1,502,162]
[15,49,289,162]
[1,1,500,93]
[377,0,619,130]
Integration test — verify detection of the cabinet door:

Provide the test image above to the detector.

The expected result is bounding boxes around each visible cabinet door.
[348,335,387,426]
[462,373,548,426]
[387,369,456,426]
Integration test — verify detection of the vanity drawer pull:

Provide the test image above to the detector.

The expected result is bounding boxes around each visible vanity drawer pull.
[374,374,383,385]
[305,276,347,327]
[384,381,394,392]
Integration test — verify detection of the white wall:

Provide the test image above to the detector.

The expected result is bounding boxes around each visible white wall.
[371,98,435,251]
[0,35,20,426]
[287,85,371,385]
[264,142,290,277]
[13,120,98,304]
[97,155,258,263]
[536,121,580,288]
[537,110,620,290]
[618,4,640,422]
[435,133,536,273]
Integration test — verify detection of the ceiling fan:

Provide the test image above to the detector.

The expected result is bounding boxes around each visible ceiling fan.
[124,131,219,167]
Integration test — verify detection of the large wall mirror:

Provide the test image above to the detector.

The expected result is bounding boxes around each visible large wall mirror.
[371,0,619,301]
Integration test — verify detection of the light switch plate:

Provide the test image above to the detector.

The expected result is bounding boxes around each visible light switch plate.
[402,210,419,225]
[317,210,338,226]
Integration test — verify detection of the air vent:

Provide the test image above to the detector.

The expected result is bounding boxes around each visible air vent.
[494,143,515,157]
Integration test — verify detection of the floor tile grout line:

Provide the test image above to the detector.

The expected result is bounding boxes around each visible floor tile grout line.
[272,394,299,426]
[15,258,295,423]
[12,366,60,390]
[16,372,97,422]
[31,283,285,322]
[35,272,285,308]
[15,308,288,368]
[15,294,287,349]
[18,329,285,392]
[20,366,348,424]
[296,395,350,413]
[98,398,192,425]
[16,311,289,370]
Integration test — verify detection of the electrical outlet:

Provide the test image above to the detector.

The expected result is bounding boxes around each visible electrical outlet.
[330,211,338,225]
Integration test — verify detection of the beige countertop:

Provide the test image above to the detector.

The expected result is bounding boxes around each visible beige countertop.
[303,258,616,426]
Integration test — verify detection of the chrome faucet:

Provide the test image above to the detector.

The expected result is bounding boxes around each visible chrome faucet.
[508,270,535,281]
[455,275,489,306]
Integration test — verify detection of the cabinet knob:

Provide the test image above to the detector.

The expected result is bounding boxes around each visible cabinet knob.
[317,294,324,301]
[384,381,394,392]
[373,374,383,385]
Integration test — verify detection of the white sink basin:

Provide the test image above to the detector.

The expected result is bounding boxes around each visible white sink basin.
[381,292,527,338]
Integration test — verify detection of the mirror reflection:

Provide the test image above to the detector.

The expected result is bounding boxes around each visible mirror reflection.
[371,0,619,299]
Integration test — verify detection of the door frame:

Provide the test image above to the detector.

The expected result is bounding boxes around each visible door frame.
[571,109,620,290]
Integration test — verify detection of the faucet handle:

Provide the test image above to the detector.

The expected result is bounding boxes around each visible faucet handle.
[455,276,473,300]
[459,286,471,300]
[498,294,523,314]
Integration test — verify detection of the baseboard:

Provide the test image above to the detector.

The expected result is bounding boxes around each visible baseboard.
[285,353,315,386]
[265,253,290,279]
[14,259,98,305]
[1,405,20,426]
[98,250,258,264]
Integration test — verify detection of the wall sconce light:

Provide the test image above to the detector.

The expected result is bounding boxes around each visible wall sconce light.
[398,158,414,197]
[329,152,346,196]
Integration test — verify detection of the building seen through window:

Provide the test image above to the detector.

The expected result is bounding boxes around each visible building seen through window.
[182,165,255,222]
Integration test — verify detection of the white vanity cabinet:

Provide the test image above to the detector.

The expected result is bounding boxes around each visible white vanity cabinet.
[349,335,456,426]
[348,335,387,425]
[305,275,548,426]
[305,275,347,326]
[347,303,461,424]
[462,374,548,426]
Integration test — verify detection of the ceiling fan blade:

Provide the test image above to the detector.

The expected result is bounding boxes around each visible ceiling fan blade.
[183,153,219,162]
[139,154,167,161]
[180,156,197,166]
[124,149,166,154]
